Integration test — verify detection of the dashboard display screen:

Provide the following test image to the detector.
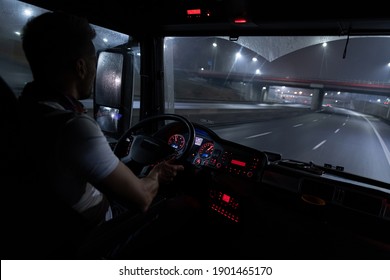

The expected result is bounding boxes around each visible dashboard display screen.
[195,136,204,146]
[231,159,246,167]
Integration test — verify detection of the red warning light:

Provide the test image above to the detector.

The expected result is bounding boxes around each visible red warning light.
[222,194,231,203]
[187,9,201,15]
[234,18,247,24]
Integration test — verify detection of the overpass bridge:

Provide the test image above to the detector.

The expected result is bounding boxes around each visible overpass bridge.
[197,70,390,95]
[192,70,390,121]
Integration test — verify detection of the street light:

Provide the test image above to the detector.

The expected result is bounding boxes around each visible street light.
[319,42,327,78]
[212,42,217,71]
[387,62,390,83]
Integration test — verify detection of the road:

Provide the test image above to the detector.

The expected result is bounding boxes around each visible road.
[212,107,390,184]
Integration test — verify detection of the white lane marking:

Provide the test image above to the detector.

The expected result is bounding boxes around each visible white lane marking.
[342,123,346,126]
[334,129,340,133]
[313,119,318,122]
[293,123,303,127]
[313,140,327,150]
[245,131,272,139]
[362,116,390,167]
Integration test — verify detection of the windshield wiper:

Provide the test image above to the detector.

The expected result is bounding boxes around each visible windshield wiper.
[276,159,346,175]
[276,159,325,175]
[323,163,344,171]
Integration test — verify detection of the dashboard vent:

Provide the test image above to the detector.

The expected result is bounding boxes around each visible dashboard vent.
[342,191,383,216]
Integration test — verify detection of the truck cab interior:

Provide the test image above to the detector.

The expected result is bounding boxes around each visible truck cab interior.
[1,0,390,260]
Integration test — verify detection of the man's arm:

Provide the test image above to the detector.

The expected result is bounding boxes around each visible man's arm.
[98,159,184,212]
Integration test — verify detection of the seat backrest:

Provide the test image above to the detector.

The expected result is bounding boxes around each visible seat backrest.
[0,75,19,173]
[0,76,22,258]
[0,75,17,102]
[0,75,18,128]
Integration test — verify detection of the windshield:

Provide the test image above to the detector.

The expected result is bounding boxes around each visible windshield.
[163,36,390,184]
[1,0,389,184]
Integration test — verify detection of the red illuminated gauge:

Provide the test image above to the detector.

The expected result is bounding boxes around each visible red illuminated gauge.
[198,142,214,158]
[168,134,186,151]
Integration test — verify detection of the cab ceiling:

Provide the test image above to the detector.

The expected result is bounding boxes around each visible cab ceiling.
[20,0,390,37]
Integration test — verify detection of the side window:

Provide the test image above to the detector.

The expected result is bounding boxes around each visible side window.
[0,0,135,137]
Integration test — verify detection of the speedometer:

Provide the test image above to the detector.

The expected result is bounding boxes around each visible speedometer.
[167,134,186,151]
[198,142,214,158]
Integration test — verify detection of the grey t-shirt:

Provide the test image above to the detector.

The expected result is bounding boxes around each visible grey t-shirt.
[44,102,119,224]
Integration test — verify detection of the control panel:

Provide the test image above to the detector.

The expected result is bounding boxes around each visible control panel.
[209,189,240,223]
[216,150,262,180]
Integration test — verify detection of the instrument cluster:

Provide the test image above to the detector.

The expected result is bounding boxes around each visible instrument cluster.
[166,126,266,182]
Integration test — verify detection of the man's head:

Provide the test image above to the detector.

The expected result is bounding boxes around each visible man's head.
[22,11,97,100]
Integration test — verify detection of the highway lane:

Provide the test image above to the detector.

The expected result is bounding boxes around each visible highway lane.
[212,107,390,184]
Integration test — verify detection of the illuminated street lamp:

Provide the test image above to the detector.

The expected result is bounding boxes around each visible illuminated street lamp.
[319,42,327,78]
[212,42,217,71]
[387,62,390,83]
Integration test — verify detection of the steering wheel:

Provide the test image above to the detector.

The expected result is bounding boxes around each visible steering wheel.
[113,114,196,176]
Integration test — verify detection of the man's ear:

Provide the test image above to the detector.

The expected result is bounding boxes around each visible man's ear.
[76,58,87,79]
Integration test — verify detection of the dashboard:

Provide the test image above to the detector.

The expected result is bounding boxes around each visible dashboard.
[165,122,390,219]
[162,122,390,255]
[114,118,390,258]
[134,120,390,231]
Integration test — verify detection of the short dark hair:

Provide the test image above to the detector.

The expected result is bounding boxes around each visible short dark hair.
[22,11,96,79]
